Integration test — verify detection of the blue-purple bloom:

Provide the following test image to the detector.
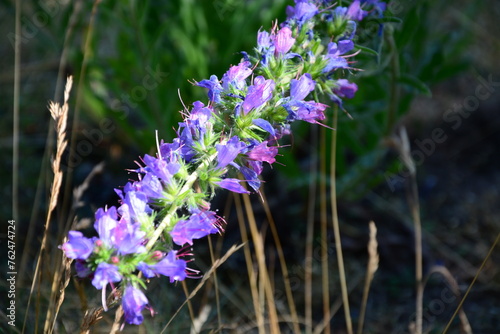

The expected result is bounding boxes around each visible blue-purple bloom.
[197,75,223,103]
[242,76,275,114]
[222,61,253,91]
[92,262,122,290]
[273,26,296,55]
[152,250,187,282]
[286,0,318,25]
[170,211,220,246]
[323,40,355,73]
[61,231,94,260]
[216,178,251,194]
[122,285,149,325]
[216,136,247,169]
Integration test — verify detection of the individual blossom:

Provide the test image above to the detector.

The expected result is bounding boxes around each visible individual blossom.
[222,61,253,91]
[247,141,279,165]
[215,178,251,194]
[61,231,94,260]
[152,250,188,282]
[272,26,296,55]
[170,210,221,246]
[286,0,319,26]
[241,76,275,115]
[330,78,358,107]
[196,75,223,103]
[122,285,149,325]
[284,73,329,124]
[216,136,247,170]
[323,40,355,73]
[346,0,368,21]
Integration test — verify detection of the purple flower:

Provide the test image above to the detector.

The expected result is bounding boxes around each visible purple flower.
[346,0,368,21]
[216,178,250,194]
[117,189,152,224]
[142,155,180,186]
[122,285,148,325]
[247,141,278,164]
[152,250,187,282]
[323,40,354,73]
[222,61,252,91]
[290,73,316,100]
[170,210,220,246]
[334,79,358,99]
[111,219,146,255]
[94,206,118,245]
[286,1,318,25]
[188,101,213,129]
[137,261,156,278]
[216,136,247,169]
[75,260,92,278]
[362,0,386,12]
[330,79,358,107]
[283,73,329,124]
[257,29,272,51]
[296,101,328,123]
[273,26,296,55]
[137,173,163,200]
[61,231,94,260]
[197,75,223,103]
[252,118,276,137]
[242,76,275,114]
[239,165,261,192]
[92,262,122,290]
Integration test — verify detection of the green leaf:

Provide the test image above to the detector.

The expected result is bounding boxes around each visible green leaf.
[354,44,379,57]
[398,74,432,97]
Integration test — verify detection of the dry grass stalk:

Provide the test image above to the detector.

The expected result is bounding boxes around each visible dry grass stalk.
[424,265,472,334]
[357,221,379,334]
[241,192,280,334]
[330,106,353,334]
[234,192,264,332]
[22,76,72,333]
[443,232,500,334]
[259,190,301,333]
[161,243,245,333]
[391,127,423,334]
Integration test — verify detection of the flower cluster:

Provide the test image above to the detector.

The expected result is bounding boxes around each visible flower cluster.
[61,0,386,326]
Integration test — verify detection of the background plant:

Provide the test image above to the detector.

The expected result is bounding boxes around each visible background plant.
[2,0,500,333]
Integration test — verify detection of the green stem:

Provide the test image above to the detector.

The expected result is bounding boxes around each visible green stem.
[145,153,217,251]
[385,25,400,136]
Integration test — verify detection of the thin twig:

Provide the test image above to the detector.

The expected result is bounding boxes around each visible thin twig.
[330,105,353,334]
[12,0,21,224]
[357,221,379,334]
[442,232,500,334]
[320,125,331,334]
[259,189,301,333]
[160,243,245,333]
[241,192,280,334]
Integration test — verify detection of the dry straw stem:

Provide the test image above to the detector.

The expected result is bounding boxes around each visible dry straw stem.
[23,75,73,334]
[330,106,353,334]
[259,189,301,334]
[357,221,379,334]
[443,231,500,334]
[234,192,264,332]
[392,127,423,334]
[241,191,280,334]
[161,243,245,333]
[423,265,472,334]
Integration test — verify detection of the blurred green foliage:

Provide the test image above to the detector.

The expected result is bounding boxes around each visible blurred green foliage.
[275,0,484,200]
[72,0,483,200]
[80,0,288,151]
